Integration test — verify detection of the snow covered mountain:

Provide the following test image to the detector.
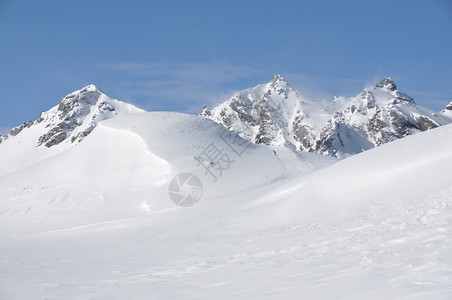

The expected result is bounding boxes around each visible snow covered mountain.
[0,84,144,176]
[1,82,452,299]
[442,100,452,117]
[202,76,452,157]
[202,75,334,152]
[1,109,451,299]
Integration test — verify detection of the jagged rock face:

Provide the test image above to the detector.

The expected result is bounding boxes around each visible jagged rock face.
[292,112,316,150]
[303,82,444,157]
[440,101,452,118]
[1,84,144,149]
[9,121,33,137]
[35,85,119,148]
[203,76,452,157]
[445,102,452,111]
[376,77,397,91]
[202,75,302,149]
[0,121,33,144]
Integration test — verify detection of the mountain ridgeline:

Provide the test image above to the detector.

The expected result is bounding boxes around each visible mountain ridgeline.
[1,77,451,165]
[0,85,144,148]
[0,85,144,176]
[202,75,452,157]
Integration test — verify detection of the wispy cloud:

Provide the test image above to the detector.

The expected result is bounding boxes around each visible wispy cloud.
[96,62,449,113]
[284,73,452,112]
[283,72,366,100]
[98,62,262,113]
[407,90,452,110]
[0,127,11,135]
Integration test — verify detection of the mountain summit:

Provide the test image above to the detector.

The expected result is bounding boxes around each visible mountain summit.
[0,84,144,176]
[36,84,145,148]
[442,100,452,117]
[376,77,397,92]
[202,74,318,150]
[202,76,452,157]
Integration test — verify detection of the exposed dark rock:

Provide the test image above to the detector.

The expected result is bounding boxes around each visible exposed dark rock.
[36,86,110,148]
[37,125,67,148]
[377,77,397,91]
[415,116,439,131]
[254,106,272,145]
[390,110,418,136]
[292,115,314,150]
[201,105,211,117]
[9,121,33,137]
[230,98,257,125]
[202,76,452,157]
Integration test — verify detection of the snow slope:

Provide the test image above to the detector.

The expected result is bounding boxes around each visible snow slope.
[1,112,451,299]
[0,112,331,235]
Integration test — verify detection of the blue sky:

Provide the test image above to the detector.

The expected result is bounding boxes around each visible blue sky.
[1,0,451,130]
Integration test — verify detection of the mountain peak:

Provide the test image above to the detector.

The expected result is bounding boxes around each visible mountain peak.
[270,74,289,88]
[203,76,452,157]
[272,74,285,83]
[376,77,397,91]
[81,83,99,92]
[268,74,294,98]
[445,101,452,111]
[0,86,145,175]
[1,84,144,152]
[58,84,104,115]
[443,101,452,117]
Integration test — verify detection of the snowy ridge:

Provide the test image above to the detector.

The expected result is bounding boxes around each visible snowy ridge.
[0,84,144,176]
[203,76,452,157]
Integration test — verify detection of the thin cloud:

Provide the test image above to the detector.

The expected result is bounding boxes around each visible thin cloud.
[284,73,366,100]
[98,61,262,113]
[408,90,452,110]
[0,127,11,135]
[104,61,257,80]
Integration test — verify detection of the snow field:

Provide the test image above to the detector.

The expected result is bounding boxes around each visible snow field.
[1,112,451,299]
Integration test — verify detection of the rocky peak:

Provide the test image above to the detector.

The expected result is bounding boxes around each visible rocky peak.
[0,84,143,150]
[35,84,123,148]
[266,74,293,101]
[372,77,414,104]
[442,101,452,117]
[445,101,452,111]
[203,76,452,158]
[201,105,212,117]
[376,77,397,92]
[270,74,290,89]
[57,84,104,119]
[271,74,286,85]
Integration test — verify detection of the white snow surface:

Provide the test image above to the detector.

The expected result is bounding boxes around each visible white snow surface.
[1,111,452,299]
